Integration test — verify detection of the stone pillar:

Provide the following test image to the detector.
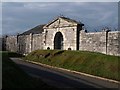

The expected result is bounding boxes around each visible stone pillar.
[102,28,110,54]
[77,25,85,50]
[79,29,87,50]
[4,35,8,51]
[16,34,19,53]
[42,29,47,49]
[29,33,33,52]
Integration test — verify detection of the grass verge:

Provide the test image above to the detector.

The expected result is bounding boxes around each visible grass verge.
[24,50,120,81]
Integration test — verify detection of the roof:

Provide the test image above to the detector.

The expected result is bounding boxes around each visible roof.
[20,16,84,35]
[20,24,45,35]
[60,16,83,25]
[44,16,84,28]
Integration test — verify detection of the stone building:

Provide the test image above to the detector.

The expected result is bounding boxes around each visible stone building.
[3,16,120,56]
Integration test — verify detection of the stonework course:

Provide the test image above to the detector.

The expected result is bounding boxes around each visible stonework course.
[3,16,120,56]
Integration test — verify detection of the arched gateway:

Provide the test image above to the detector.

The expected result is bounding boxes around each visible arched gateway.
[54,32,63,49]
[43,16,84,50]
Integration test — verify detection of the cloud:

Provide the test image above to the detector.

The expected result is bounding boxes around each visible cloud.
[2,0,120,2]
[2,2,118,35]
[23,3,60,9]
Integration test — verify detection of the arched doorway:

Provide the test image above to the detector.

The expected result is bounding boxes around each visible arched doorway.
[54,32,63,49]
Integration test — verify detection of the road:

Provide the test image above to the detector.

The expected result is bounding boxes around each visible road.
[11,58,119,89]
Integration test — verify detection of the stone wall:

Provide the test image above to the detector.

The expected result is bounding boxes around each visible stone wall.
[3,15,120,56]
[3,16,120,56]
[79,30,107,54]
[18,35,30,54]
[44,26,77,50]
[32,34,44,51]
[18,33,44,54]
[43,17,79,50]
[4,30,120,56]
[79,30,120,56]
[5,33,44,55]
[6,36,18,52]
[107,31,120,56]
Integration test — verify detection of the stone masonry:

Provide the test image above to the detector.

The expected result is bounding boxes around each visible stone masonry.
[3,16,120,56]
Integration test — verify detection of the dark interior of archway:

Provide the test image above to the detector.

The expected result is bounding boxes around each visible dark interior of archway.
[54,32,63,49]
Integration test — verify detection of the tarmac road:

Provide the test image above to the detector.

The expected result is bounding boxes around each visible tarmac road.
[11,58,119,89]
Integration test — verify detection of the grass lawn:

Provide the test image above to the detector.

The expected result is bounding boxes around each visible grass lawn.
[24,50,120,81]
[2,51,56,89]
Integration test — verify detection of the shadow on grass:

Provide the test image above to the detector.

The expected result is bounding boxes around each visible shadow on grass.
[2,51,57,89]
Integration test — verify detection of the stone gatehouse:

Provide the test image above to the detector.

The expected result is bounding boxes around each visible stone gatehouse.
[3,16,120,56]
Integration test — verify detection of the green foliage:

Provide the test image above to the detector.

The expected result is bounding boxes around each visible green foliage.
[1,51,24,58]
[24,50,120,81]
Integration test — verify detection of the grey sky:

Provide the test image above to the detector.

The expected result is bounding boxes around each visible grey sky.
[2,2,118,35]
[2,0,120,2]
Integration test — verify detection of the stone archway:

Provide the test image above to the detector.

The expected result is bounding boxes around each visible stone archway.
[54,32,63,50]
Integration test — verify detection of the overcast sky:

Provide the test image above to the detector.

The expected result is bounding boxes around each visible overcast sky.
[2,2,118,35]
[2,0,120,2]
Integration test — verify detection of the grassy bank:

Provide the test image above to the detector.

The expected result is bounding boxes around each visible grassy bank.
[2,51,55,88]
[24,50,120,81]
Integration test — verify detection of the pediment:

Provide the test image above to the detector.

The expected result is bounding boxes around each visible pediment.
[43,17,81,29]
